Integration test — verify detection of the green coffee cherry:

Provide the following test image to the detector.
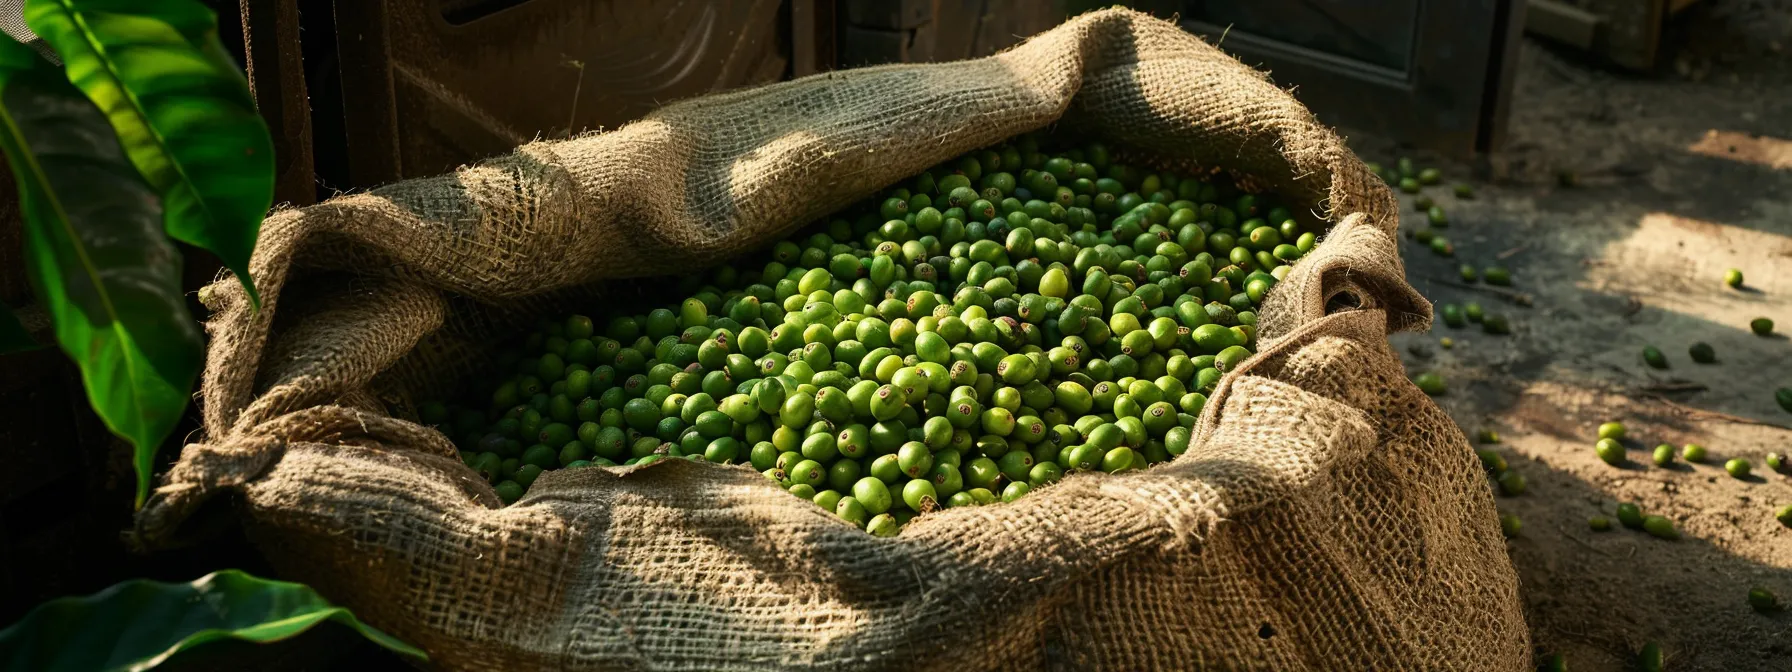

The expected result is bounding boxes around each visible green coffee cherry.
[1482,267,1510,286]
[1499,513,1521,538]
[1476,428,1500,444]
[1440,304,1466,328]
[1642,345,1668,369]
[1779,388,1792,414]
[1750,317,1773,336]
[1766,452,1784,472]
[1595,439,1625,466]
[1748,586,1782,614]
[1496,471,1526,496]
[1638,642,1663,672]
[1453,183,1474,199]
[1643,515,1678,540]
[1481,314,1511,335]
[1652,444,1674,467]
[1778,504,1792,528]
[1588,516,1613,532]
[1689,342,1716,363]
[1616,503,1645,529]
[1725,458,1751,478]
[1597,421,1626,441]
[1724,268,1744,288]
[1476,449,1507,474]
[1413,372,1446,396]
[1682,444,1708,463]
[1463,302,1484,323]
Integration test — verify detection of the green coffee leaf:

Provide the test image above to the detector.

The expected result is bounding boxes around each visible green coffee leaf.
[0,570,427,671]
[25,0,272,308]
[0,37,200,507]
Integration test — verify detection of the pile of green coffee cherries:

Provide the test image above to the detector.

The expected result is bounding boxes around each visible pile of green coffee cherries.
[420,135,1322,535]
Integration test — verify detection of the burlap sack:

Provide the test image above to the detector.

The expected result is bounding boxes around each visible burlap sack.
[135,8,1528,670]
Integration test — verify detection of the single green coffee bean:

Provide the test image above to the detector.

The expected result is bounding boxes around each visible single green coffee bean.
[1637,642,1663,672]
[1682,443,1707,463]
[1463,302,1484,323]
[1499,513,1520,538]
[1642,345,1668,369]
[1652,444,1674,467]
[1724,268,1744,288]
[1458,264,1477,282]
[1642,515,1678,540]
[1413,372,1446,396]
[1440,304,1466,328]
[1428,236,1453,257]
[1766,452,1784,472]
[1726,458,1751,478]
[1482,267,1510,286]
[1588,516,1612,532]
[1439,337,1454,349]
[1689,342,1716,363]
[1616,502,1645,529]
[1496,471,1526,496]
[1595,438,1625,466]
[1779,504,1792,528]
[1748,586,1782,614]
[1481,314,1510,335]
[1453,183,1474,199]
[866,513,900,537]
[1750,317,1773,336]
[1597,421,1626,441]
[1477,449,1507,474]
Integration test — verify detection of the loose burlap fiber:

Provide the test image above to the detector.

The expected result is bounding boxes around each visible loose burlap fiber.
[135,8,1527,671]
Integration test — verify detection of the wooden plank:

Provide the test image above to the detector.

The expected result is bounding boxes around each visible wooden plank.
[1525,0,1602,51]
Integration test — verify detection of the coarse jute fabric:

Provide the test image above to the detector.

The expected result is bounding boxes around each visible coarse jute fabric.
[135,8,1528,670]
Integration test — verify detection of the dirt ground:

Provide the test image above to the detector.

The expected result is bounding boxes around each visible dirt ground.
[1348,7,1792,671]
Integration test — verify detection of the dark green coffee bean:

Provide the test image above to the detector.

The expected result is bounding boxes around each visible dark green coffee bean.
[1748,586,1782,614]
[1642,345,1668,369]
[1689,342,1716,363]
[1496,471,1526,496]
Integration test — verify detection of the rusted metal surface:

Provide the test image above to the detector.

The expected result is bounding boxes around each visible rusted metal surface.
[330,0,791,186]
